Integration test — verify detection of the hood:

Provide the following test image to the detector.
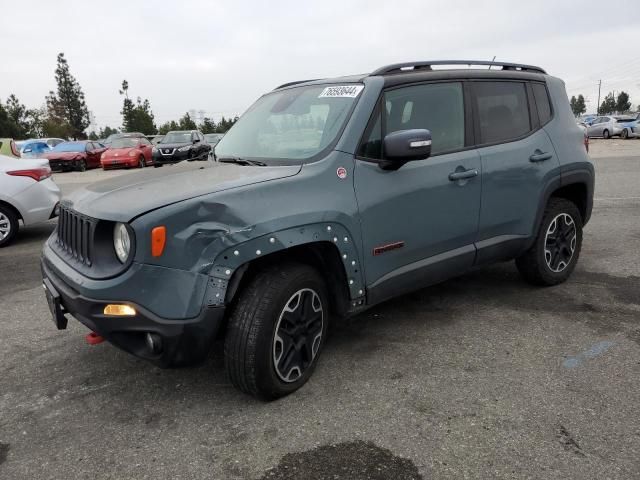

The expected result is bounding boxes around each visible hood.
[65,160,301,221]
[44,151,85,160]
[156,142,192,149]
[103,147,136,157]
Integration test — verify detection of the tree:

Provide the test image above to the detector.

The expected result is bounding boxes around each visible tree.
[99,126,119,138]
[615,91,631,113]
[119,80,157,134]
[199,117,217,134]
[570,94,586,117]
[0,102,21,138]
[215,115,239,133]
[158,121,180,135]
[599,92,617,115]
[46,53,90,139]
[178,112,197,130]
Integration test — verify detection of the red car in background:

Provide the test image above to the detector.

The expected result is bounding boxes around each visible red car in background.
[42,141,106,172]
[101,136,154,169]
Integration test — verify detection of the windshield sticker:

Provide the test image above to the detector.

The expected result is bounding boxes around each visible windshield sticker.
[318,85,364,98]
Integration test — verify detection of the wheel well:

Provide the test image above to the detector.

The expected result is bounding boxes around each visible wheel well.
[0,200,22,221]
[226,241,351,318]
[551,183,587,222]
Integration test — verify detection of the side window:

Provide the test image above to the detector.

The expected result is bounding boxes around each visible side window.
[358,82,465,159]
[474,81,531,144]
[141,138,151,146]
[532,83,552,125]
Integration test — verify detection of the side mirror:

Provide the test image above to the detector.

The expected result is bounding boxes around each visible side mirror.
[193,138,200,144]
[380,129,432,170]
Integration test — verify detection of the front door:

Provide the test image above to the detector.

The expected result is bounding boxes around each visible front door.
[354,81,481,304]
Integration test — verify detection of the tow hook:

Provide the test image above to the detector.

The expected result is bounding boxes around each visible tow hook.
[85,332,105,345]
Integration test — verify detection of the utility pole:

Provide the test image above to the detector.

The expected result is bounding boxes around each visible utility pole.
[596,80,602,115]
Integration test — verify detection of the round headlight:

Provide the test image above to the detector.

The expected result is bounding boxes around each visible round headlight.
[113,223,131,263]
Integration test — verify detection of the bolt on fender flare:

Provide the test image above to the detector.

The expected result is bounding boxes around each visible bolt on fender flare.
[203,223,365,307]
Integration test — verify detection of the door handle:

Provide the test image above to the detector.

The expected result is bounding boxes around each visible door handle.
[448,169,478,181]
[529,150,553,162]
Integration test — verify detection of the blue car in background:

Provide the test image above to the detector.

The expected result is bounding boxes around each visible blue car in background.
[20,140,52,158]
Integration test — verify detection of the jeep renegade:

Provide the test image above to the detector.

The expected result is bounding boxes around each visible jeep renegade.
[41,60,594,400]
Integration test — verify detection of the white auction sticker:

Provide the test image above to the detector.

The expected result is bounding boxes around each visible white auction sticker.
[318,85,364,98]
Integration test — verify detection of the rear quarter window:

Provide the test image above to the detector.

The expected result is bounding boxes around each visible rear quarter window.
[474,81,531,145]
[532,83,552,125]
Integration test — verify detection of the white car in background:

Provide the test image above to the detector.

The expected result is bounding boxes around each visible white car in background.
[0,154,61,247]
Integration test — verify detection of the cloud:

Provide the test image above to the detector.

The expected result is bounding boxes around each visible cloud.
[2,0,638,129]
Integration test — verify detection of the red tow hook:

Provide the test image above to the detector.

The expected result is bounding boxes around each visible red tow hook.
[85,331,105,345]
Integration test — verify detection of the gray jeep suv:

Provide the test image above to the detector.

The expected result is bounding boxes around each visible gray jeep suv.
[41,60,594,400]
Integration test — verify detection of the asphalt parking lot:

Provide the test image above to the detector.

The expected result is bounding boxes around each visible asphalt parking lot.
[1,139,639,479]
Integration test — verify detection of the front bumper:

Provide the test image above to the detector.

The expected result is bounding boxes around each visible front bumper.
[48,159,82,171]
[41,252,225,367]
[152,149,191,165]
[101,158,137,169]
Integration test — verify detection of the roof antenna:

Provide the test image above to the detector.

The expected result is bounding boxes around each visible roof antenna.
[488,56,496,70]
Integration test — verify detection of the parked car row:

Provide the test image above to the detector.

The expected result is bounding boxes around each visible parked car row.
[3,131,224,172]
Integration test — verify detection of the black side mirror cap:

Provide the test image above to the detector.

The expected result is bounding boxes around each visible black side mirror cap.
[380,129,432,170]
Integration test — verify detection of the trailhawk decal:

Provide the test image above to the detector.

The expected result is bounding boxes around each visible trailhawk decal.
[318,85,364,98]
[373,241,405,256]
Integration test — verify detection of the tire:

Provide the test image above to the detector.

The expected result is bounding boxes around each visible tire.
[603,129,610,139]
[77,159,87,172]
[0,204,19,248]
[224,263,329,400]
[516,198,583,286]
[139,155,145,168]
[621,129,629,140]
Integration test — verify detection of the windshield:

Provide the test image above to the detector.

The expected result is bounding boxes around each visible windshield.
[215,84,363,163]
[110,138,139,148]
[162,132,192,144]
[52,142,85,152]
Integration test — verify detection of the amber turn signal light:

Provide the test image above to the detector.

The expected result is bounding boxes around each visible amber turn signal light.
[104,304,137,316]
[151,226,166,257]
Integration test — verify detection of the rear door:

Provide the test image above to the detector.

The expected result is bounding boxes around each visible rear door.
[472,80,560,263]
[354,81,481,303]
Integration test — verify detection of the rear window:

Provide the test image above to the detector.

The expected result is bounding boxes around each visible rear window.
[532,83,552,125]
[474,81,531,144]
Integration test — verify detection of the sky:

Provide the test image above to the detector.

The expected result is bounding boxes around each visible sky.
[2,0,639,131]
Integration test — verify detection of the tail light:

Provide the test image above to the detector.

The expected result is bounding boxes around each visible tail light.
[7,166,52,181]
[10,140,20,157]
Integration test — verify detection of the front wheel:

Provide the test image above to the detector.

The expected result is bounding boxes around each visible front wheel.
[77,159,87,172]
[621,129,629,140]
[139,155,145,168]
[603,129,610,139]
[516,198,583,286]
[224,263,328,400]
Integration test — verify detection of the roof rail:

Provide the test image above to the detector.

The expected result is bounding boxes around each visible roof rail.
[370,60,546,76]
[274,79,320,90]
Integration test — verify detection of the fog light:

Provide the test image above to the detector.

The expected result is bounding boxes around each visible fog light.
[146,333,162,354]
[103,304,137,316]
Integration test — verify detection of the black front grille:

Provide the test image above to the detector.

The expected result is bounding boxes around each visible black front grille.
[56,206,96,266]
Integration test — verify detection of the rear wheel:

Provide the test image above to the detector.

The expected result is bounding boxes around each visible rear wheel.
[224,263,328,400]
[0,205,19,248]
[516,198,582,286]
[621,129,629,140]
[603,129,610,139]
